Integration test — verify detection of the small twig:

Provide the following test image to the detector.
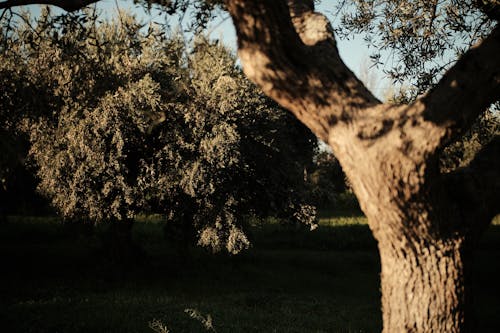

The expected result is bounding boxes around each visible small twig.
[0,8,8,21]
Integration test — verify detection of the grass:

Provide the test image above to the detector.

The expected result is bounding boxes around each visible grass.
[0,215,499,332]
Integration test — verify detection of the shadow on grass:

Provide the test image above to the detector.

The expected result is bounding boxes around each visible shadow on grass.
[0,218,498,332]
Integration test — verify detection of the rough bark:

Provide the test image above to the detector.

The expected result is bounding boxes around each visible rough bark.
[324,120,469,333]
[379,236,468,333]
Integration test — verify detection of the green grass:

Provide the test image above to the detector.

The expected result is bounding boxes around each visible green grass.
[0,215,499,332]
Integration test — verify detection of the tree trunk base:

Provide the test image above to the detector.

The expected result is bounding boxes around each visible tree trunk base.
[379,239,469,333]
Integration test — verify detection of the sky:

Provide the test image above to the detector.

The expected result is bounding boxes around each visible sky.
[21,0,390,99]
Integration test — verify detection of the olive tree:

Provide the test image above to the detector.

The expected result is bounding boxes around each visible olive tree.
[141,37,317,253]
[1,9,317,254]
[1,10,178,256]
[224,3,499,333]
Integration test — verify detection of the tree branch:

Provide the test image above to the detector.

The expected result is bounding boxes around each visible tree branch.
[225,0,379,141]
[0,0,98,11]
[420,24,500,145]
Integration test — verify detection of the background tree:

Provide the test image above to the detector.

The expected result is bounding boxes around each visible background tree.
[5,9,175,258]
[306,150,347,209]
[136,35,318,254]
[1,9,317,254]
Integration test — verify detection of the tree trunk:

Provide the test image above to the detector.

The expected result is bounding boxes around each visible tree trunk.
[102,219,144,265]
[378,233,469,333]
[223,2,499,332]
[330,123,478,332]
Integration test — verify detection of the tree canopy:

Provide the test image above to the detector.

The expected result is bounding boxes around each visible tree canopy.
[0,8,318,253]
[336,0,498,92]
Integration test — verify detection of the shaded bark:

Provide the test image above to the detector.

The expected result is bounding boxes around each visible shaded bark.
[442,136,500,239]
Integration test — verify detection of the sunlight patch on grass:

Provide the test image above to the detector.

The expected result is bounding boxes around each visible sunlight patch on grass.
[318,216,367,227]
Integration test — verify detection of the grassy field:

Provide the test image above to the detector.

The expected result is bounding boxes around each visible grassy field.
[0,215,499,333]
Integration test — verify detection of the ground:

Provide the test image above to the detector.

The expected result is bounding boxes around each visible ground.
[0,214,498,332]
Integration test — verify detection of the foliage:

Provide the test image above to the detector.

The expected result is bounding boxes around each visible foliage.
[440,106,500,172]
[149,319,171,333]
[306,150,348,209]
[2,9,173,222]
[0,10,52,214]
[335,0,497,93]
[0,9,317,253]
[184,308,216,332]
[138,35,318,253]
[135,0,225,31]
